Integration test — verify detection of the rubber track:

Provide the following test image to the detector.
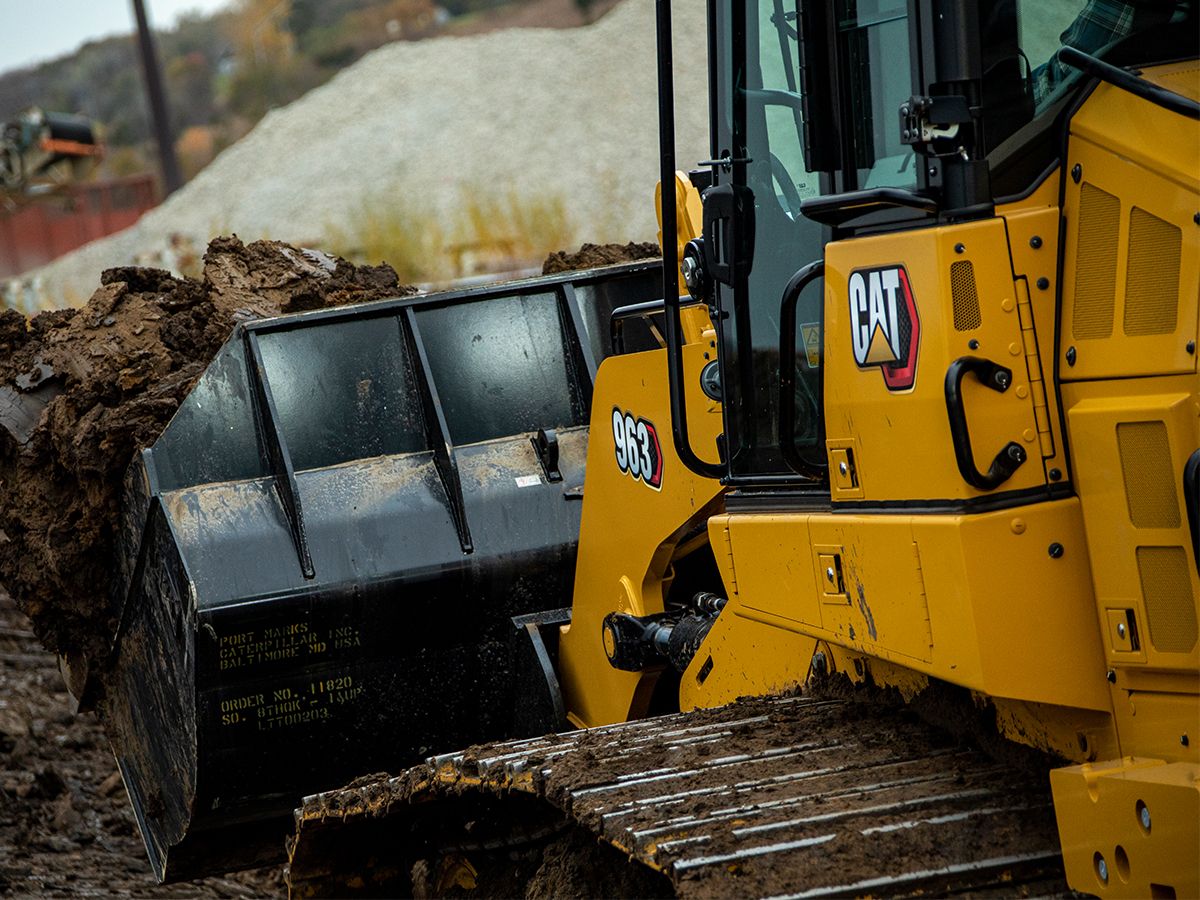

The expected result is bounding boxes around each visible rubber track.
[289,695,1067,897]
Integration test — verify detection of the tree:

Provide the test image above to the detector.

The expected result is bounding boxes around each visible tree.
[222,0,320,119]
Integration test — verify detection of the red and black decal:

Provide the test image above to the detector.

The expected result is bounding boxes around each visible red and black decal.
[848,264,920,391]
[612,408,663,490]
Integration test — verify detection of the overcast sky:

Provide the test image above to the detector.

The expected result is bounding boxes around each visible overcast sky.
[0,0,235,75]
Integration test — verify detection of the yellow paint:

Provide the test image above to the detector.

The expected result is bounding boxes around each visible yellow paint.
[998,176,1071,483]
[1140,59,1200,101]
[1053,80,1200,898]
[562,59,1199,900]
[687,500,1109,714]
[823,218,1049,502]
[1035,67,1198,895]
[559,331,723,728]
[656,171,705,297]
[1063,378,1200,680]
[1059,74,1200,382]
[1050,757,1200,899]
[679,604,816,710]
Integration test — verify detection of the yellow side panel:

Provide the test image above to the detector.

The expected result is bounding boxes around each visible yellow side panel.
[677,600,816,711]
[807,518,934,664]
[1072,64,1200,193]
[912,502,1108,711]
[700,501,1110,712]
[1062,376,1200,767]
[1065,380,1200,675]
[1050,757,1200,899]
[823,219,1048,502]
[1111,685,1200,763]
[1140,59,1200,102]
[1059,77,1200,381]
[559,335,723,728]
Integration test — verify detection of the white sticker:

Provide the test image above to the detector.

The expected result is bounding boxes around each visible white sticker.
[515,474,542,488]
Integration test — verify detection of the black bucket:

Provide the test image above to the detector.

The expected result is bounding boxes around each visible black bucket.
[101,262,663,880]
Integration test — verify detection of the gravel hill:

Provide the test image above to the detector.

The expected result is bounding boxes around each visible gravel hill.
[19,0,707,307]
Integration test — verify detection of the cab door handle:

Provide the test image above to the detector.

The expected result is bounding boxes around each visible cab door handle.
[944,356,1027,491]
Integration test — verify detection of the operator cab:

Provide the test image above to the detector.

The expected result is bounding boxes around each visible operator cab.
[666,0,1195,494]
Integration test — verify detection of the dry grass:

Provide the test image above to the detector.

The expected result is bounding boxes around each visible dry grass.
[324,184,574,282]
[1,277,55,314]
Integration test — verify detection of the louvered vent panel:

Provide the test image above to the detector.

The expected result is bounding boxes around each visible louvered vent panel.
[1117,421,1181,528]
[1124,207,1181,336]
[1136,546,1198,653]
[950,261,981,331]
[1072,183,1120,340]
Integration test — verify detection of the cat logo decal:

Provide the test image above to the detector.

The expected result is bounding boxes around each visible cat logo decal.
[848,265,920,391]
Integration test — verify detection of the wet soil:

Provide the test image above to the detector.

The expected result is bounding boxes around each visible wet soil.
[0,590,284,896]
[522,828,672,900]
[0,237,413,667]
[406,826,672,899]
[542,242,660,275]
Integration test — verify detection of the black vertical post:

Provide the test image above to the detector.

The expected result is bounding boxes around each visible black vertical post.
[929,0,990,215]
[656,0,723,480]
[131,0,183,196]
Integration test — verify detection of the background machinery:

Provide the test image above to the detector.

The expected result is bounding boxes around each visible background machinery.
[83,0,1198,896]
[0,107,102,198]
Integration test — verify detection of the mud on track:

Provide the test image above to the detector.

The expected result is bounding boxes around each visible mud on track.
[291,693,1070,898]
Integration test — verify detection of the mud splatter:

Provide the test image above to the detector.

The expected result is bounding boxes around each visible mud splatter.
[855,581,878,641]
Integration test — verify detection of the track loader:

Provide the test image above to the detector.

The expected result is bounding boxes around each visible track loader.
[93,0,1198,896]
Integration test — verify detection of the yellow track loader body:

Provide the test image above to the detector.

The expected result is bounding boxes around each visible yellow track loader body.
[357,3,1197,894]
[90,1,1200,896]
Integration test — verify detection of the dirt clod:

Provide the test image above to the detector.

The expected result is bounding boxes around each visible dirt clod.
[0,237,414,668]
[542,242,660,275]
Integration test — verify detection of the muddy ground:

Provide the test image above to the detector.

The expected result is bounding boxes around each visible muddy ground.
[0,590,284,897]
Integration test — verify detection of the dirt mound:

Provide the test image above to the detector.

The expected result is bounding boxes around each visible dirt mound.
[542,241,660,275]
[0,592,284,896]
[0,237,413,666]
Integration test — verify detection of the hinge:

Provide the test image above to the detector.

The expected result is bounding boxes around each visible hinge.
[1014,279,1056,460]
[900,95,973,158]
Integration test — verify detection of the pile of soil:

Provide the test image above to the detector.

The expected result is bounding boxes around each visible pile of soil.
[0,237,413,667]
[542,241,660,275]
[0,591,284,896]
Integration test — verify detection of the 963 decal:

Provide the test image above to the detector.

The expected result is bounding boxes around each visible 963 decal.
[612,408,663,490]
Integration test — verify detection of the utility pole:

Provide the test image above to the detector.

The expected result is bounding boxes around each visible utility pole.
[131,0,183,196]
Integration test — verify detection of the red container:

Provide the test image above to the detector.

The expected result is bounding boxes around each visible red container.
[0,175,157,279]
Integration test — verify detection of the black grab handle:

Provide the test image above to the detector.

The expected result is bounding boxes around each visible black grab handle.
[779,260,825,479]
[944,356,1028,491]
